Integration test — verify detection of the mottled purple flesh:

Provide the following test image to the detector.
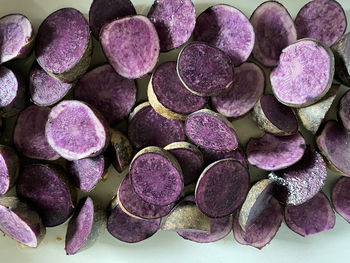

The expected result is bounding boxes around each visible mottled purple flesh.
[332,32,350,87]
[200,147,247,168]
[109,128,133,173]
[339,89,350,131]
[0,145,19,195]
[332,176,350,223]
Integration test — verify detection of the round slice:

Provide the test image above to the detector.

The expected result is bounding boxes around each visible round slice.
[270,39,334,107]
[339,89,350,131]
[246,133,306,171]
[200,147,247,168]
[128,102,185,149]
[211,62,264,118]
[177,42,233,96]
[0,145,19,195]
[284,192,335,237]
[14,105,60,160]
[332,177,350,223]
[195,159,249,218]
[129,146,183,206]
[185,109,238,151]
[194,4,254,66]
[110,128,133,173]
[0,197,46,248]
[148,61,207,121]
[252,94,298,136]
[45,100,109,161]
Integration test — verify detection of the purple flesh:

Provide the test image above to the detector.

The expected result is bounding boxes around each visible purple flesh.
[75,64,136,124]
[233,197,283,249]
[270,147,327,205]
[185,110,238,151]
[271,39,333,107]
[151,62,207,115]
[332,177,350,223]
[250,1,297,67]
[211,62,265,118]
[295,0,346,46]
[45,100,108,161]
[0,146,19,195]
[118,174,173,219]
[194,4,254,66]
[14,105,60,161]
[195,159,249,218]
[107,202,160,243]
[177,42,233,96]
[147,0,196,52]
[339,89,350,131]
[200,147,247,168]
[128,103,185,148]
[16,164,76,227]
[89,0,136,38]
[100,15,159,79]
[29,62,72,106]
[36,8,90,74]
[247,133,306,171]
[285,192,335,237]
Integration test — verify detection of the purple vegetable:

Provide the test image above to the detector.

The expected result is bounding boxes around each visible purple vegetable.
[284,192,335,237]
[45,100,109,161]
[0,145,19,195]
[75,64,137,124]
[185,109,238,151]
[130,146,183,206]
[0,197,46,248]
[148,61,207,121]
[332,176,350,223]
[16,164,77,227]
[100,15,159,79]
[271,39,334,107]
[252,94,298,136]
[36,8,92,83]
[295,0,346,46]
[128,102,185,149]
[177,42,233,96]
[14,105,60,161]
[194,4,254,66]
[195,159,249,218]
[200,147,247,168]
[250,1,296,67]
[0,14,34,64]
[89,0,136,38]
[339,89,350,131]
[110,128,133,173]
[332,32,350,87]
[246,132,306,171]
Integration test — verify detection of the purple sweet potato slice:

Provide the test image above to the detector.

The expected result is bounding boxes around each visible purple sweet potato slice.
[0,66,27,118]
[128,102,185,148]
[295,0,346,46]
[195,159,249,218]
[269,147,327,205]
[194,4,254,66]
[332,176,350,223]
[130,146,183,206]
[250,1,297,67]
[75,64,137,124]
[147,0,196,52]
[185,109,238,151]
[297,84,339,134]
[0,14,34,64]
[110,128,133,173]
[107,201,160,243]
[200,147,247,168]
[211,62,264,118]
[65,197,106,255]
[339,89,350,131]
[16,164,77,227]
[148,61,207,121]
[29,62,73,107]
[89,0,136,38]
[100,15,159,79]
[239,179,274,231]
[233,197,283,249]
[332,32,350,87]
[284,192,335,237]
[0,145,19,195]
[177,42,233,96]
[246,132,306,171]
[36,8,92,83]
[252,94,298,136]
[270,39,334,107]
[14,105,60,161]
[117,174,173,220]
[45,100,109,161]
[317,121,350,176]
[164,142,204,185]
[0,197,46,248]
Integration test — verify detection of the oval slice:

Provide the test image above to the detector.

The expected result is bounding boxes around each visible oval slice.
[110,128,133,173]
[0,145,19,195]
[332,176,350,223]
[339,89,350,131]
